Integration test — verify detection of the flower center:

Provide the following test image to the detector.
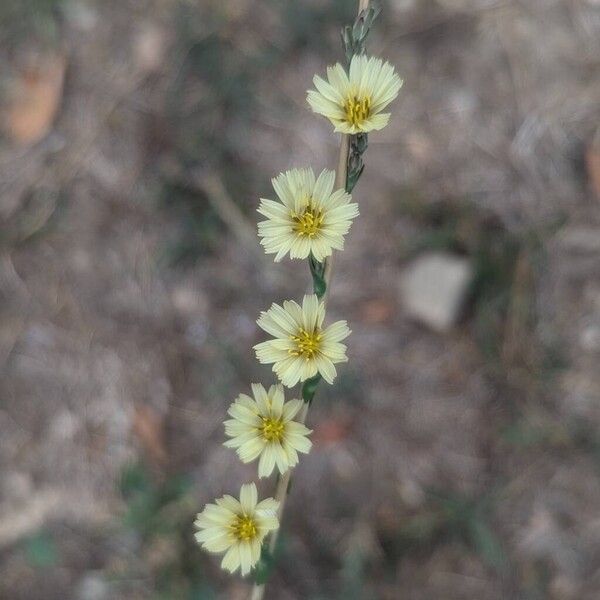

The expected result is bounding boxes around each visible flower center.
[260,416,285,443]
[232,514,258,541]
[293,203,324,237]
[345,95,371,127]
[290,328,321,360]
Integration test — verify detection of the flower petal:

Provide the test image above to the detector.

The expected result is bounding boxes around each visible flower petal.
[239,483,258,513]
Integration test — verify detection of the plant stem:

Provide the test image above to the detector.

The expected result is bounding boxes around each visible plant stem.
[322,133,351,300]
[249,3,366,598]
[249,137,348,600]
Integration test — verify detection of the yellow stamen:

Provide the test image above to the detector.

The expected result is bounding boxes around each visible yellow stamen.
[345,95,371,127]
[260,416,285,443]
[293,202,324,237]
[232,514,258,541]
[290,328,321,360]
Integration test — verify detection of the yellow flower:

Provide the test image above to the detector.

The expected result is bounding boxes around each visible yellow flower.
[257,168,359,262]
[307,54,402,134]
[254,294,350,388]
[224,383,312,478]
[194,483,279,576]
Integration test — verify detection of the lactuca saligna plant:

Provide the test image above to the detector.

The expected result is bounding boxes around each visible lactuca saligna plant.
[193,1,402,596]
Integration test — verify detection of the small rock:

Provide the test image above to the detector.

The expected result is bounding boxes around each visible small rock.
[2,471,33,503]
[49,409,80,441]
[76,573,109,600]
[435,0,475,10]
[398,478,425,508]
[579,322,600,352]
[134,23,168,74]
[64,3,98,31]
[557,226,600,253]
[400,252,473,332]
[549,574,581,600]
[519,508,582,576]
[405,131,434,165]
[171,284,209,316]
[388,0,419,17]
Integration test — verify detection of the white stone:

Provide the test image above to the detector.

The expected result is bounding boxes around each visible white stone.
[580,323,600,352]
[400,252,473,332]
[557,226,600,253]
[77,573,109,600]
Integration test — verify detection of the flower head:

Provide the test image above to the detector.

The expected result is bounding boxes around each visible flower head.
[254,294,350,387]
[194,483,279,576]
[257,168,359,262]
[224,383,312,478]
[307,54,402,134]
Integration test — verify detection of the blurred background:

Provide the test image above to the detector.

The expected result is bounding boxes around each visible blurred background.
[1,0,600,598]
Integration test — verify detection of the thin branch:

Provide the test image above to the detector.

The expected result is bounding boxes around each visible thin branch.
[192,171,265,260]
